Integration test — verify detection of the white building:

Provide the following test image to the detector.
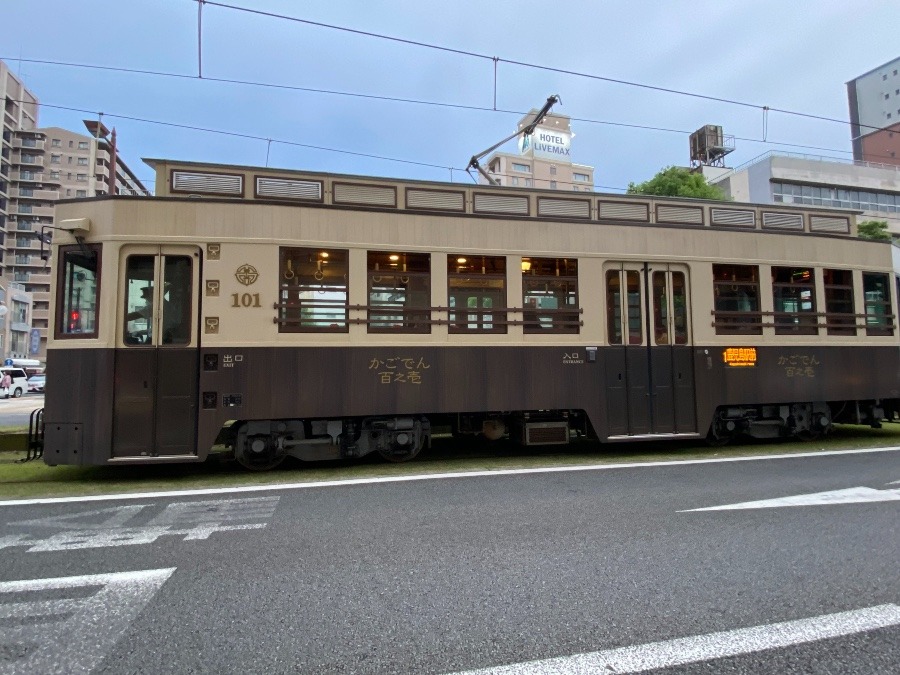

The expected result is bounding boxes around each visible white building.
[708,151,900,235]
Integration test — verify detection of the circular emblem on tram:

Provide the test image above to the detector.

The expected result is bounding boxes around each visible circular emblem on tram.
[235,264,259,286]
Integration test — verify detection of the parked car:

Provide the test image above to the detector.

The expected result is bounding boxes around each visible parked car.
[27,374,46,393]
[0,367,28,398]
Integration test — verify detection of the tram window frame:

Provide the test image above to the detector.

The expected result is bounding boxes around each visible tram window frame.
[863,272,894,336]
[521,257,579,334]
[123,255,156,345]
[772,266,818,335]
[367,251,431,334]
[55,244,101,339]
[278,247,349,333]
[823,269,856,336]
[605,269,643,345]
[712,264,762,335]
[448,255,507,334]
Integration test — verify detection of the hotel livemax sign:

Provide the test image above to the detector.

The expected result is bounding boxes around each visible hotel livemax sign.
[518,126,572,162]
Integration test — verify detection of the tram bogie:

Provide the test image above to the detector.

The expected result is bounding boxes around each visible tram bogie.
[232,416,431,469]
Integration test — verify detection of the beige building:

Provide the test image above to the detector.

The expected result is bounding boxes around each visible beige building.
[482,110,594,191]
[1,60,149,358]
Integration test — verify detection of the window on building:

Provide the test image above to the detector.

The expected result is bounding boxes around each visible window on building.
[76,190,87,198]
[522,257,579,334]
[51,139,61,147]
[21,155,34,164]
[68,140,74,148]
[511,163,531,173]
[713,264,761,335]
[50,171,59,179]
[823,269,855,336]
[448,255,506,334]
[367,251,430,333]
[524,178,533,187]
[76,174,87,182]
[550,181,557,189]
[56,244,101,338]
[18,188,32,197]
[50,154,61,164]
[21,137,36,148]
[78,141,89,150]
[863,272,893,336]
[77,157,88,166]
[510,177,520,186]
[573,173,590,182]
[67,156,73,164]
[277,247,348,332]
[549,166,557,175]
[772,267,817,335]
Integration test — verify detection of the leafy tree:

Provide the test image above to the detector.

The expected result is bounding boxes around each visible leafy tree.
[627,166,729,201]
[857,219,891,241]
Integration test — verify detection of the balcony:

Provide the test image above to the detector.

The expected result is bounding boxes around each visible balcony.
[12,188,59,200]
[14,171,43,183]
[15,205,54,218]
[12,138,45,151]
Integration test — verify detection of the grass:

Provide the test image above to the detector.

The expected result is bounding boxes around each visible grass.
[0,424,898,501]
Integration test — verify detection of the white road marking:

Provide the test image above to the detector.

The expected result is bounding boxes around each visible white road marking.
[447,604,900,675]
[1,497,278,552]
[2,446,898,507]
[0,568,175,675]
[684,485,900,511]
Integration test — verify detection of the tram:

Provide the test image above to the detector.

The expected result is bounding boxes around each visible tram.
[36,158,899,469]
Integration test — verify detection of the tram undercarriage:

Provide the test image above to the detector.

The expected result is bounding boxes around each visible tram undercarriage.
[706,399,892,445]
[228,410,587,470]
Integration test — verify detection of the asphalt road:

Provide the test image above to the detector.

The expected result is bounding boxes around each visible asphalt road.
[1,448,898,674]
[0,393,43,428]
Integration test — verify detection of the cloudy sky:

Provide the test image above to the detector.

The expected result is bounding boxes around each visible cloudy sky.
[3,0,898,192]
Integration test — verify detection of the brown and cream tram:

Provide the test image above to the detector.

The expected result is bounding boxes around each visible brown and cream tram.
[37,159,899,469]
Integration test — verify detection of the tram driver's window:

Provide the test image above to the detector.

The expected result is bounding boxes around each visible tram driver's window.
[56,244,101,339]
[712,264,762,335]
[278,247,348,332]
[448,255,507,334]
[522,257,579,334]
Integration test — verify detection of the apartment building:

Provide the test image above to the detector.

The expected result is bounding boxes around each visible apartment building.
[481,110,595,191]
[1,60,149,359]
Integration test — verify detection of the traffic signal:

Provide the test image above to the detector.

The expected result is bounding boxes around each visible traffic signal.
[68,310,81,332]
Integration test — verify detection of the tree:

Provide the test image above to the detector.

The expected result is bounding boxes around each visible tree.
[627,166,729,201]
[857,219,891,241]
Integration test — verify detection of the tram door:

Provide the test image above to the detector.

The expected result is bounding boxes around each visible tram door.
[112,246,201,458]
[604,263,696,436]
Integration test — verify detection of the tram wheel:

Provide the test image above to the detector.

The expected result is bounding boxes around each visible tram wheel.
[235,433,286,471]
[377,435,424,463]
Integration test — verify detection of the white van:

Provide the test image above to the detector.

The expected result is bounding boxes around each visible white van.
[0,367,28,398]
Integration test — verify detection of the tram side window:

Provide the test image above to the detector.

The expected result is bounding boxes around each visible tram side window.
[712,264,762,335]
[56,244,101,339]
[652,271,688,345]
[522,257,579,334]
[823,269,855,336]
[367,251,431,333]
[772,267,817,335]
[124,255,155,344]
[605,270,642,344]
[161,256,193,344]
[863,272,894,336]
[448,255,507,334]
[278,247,348,333]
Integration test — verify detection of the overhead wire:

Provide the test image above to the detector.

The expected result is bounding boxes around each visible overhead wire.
[199,0,889,135]
[1,57,872,161]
